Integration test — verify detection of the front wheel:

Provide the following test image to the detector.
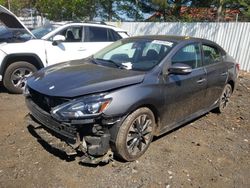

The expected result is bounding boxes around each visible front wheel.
[216,84,232,113]
[3,61,37,94]
[113,108,156,161]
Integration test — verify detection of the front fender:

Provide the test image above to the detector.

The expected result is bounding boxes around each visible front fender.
[103,83,164,119]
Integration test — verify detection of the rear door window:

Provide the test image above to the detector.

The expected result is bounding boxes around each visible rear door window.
[84,26,121,42]
[85,26,108,42]
[202,44,221,66]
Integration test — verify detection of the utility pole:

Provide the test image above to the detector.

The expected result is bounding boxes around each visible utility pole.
[236,13,239,22]
[217,0,223,22]
[8,0,11,10]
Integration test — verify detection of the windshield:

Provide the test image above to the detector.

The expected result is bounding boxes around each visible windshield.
[31,25,58,39]
[0,24,32,43]
[93,38,176,71]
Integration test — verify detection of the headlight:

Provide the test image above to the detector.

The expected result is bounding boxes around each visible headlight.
[51,96,112,121]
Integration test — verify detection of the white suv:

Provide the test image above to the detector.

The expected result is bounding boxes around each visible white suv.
[0,5,128,93]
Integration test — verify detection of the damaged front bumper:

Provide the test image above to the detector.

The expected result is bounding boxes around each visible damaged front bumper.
[26,97,121,164]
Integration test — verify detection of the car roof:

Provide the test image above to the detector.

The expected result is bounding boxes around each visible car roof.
[128,35,206,42]
[41,21,127,40]
[130,35,221,45]
[48,21,126,32]
[125,35,225,53]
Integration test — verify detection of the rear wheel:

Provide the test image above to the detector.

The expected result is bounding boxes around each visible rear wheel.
[3,61,37,94]
[216,84,232,113]
[113,108,156,161]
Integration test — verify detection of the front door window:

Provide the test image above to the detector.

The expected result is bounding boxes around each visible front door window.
[172,43,202,69]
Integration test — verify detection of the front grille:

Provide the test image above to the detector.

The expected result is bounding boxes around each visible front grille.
[28,87,69,112]
[26,97,77,141]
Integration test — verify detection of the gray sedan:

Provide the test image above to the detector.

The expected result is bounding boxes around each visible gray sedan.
[25,35,239,164]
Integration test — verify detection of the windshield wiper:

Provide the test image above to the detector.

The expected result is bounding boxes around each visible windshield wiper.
[94,58,126,69]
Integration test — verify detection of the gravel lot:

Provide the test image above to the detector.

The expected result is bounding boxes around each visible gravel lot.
[0,72,249,188]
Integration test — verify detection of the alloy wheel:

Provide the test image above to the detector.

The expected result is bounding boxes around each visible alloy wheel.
[220,85,232,110]
[126,114,153,156]
[11,68,33,90]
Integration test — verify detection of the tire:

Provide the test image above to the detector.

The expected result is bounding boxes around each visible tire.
[216,84,232,113]
[3,61,37,94]
[113,107,156,161]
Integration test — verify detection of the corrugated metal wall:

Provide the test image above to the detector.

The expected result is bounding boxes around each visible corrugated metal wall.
[110,22,250,72]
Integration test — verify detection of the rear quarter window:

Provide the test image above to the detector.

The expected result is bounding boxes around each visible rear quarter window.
[108,29,122,41]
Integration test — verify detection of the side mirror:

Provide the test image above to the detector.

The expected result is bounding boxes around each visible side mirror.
[52,35,66,46]
[168,63,192,75]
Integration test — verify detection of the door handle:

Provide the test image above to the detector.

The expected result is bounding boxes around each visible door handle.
[78,47,86,51]
[197,78,206,84]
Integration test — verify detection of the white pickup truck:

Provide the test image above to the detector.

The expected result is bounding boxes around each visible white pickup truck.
[0,5,128,93]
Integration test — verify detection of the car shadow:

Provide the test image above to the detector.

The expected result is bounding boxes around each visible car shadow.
[0,85,21,95]
[152,113,208,142]
[0,86,9,93]
[27,124,76,162]
[26,112,211,166]
[27,123,111,167]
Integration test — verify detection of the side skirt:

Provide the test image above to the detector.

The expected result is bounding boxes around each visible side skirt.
[156,103,218,137]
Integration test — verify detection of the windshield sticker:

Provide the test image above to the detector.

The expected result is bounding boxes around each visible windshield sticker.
[152,40,173,47]
[122,62,133,70]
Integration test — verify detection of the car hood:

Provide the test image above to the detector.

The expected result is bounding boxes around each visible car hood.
[0,5,35,38]
[27,59,145,98]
